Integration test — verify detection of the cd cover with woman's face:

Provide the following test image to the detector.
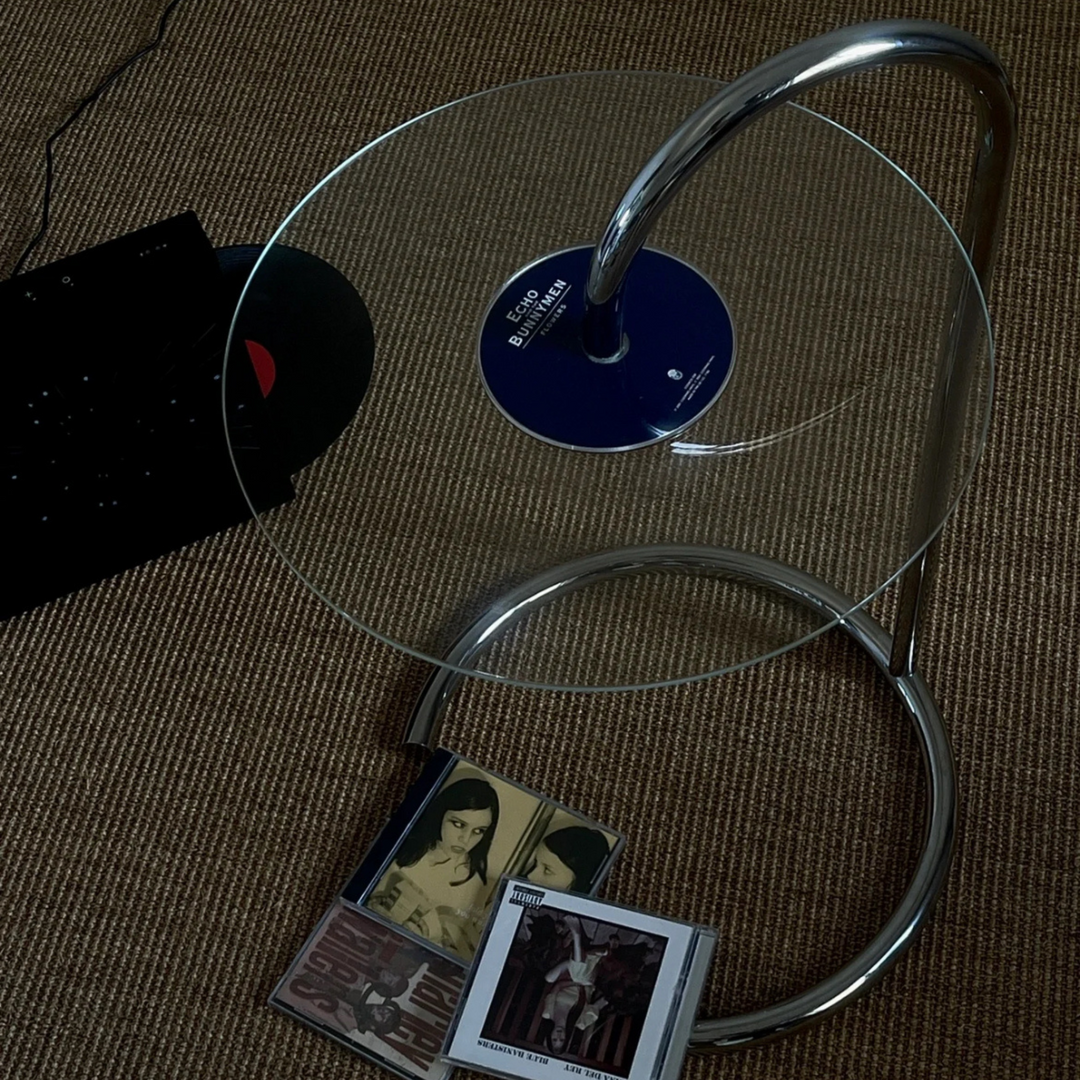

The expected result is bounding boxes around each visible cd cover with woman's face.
[342,750,624,964]
[443,882,716,1080]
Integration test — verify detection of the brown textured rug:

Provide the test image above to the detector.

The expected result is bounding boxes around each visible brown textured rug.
[1,2,1076,1078]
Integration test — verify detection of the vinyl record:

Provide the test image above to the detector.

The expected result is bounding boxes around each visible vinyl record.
[219,243,374,477]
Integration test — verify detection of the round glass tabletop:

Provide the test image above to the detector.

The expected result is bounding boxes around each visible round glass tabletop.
[224,71,992,691]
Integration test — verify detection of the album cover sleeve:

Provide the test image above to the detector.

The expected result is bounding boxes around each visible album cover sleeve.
[270,899,466,1080]
[343,750,624,964]
[443,880,717,1080]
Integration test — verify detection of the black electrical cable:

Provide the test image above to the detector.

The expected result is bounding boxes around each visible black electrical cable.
[10,0,189,278]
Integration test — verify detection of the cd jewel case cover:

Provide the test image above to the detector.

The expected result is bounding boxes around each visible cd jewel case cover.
[443,880,716,1080]
[342,749,625,966]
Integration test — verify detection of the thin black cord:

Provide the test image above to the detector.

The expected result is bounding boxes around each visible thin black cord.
[10,0,189,278]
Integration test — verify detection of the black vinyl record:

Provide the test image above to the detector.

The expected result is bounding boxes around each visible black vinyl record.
[219,243,374,477]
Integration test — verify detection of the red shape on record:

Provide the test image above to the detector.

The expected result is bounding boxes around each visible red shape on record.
[244,339,276,397]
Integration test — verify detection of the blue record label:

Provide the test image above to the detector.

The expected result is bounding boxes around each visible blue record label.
[478,246,735,451]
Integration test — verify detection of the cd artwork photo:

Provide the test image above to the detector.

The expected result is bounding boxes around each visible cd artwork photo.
[271,900,465,1080]
[444,882,716,1080]
[480,907,667,1077]
[274,749,626,1075]
[345,750,623,963]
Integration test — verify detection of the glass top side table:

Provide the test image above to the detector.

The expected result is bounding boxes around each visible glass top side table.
[225,18,1014,1051]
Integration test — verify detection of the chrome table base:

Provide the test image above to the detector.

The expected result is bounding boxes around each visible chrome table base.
[402,16,1013,1047]
[405,545,955,1049]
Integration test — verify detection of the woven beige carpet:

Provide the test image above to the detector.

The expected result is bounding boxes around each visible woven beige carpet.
[1,2,1076,1077]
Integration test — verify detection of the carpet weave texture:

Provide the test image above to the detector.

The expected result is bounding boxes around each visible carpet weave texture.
[1,2,1076,1078]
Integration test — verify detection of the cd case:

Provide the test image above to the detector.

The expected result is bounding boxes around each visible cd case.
[443,881,716,1080]
[272,899,466,1079]
[271,750,624,1079]
[343,749,624,964]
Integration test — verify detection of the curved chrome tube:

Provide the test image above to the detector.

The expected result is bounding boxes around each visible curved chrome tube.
[404,545,956,1050]
[585,19,1014,344]
[582,20,1015,677]
[401,23,1010,1048]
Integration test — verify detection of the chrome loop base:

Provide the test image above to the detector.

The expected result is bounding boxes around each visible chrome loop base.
[405,546,956,1049]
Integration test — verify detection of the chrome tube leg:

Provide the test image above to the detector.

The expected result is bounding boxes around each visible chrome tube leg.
[403,21,1012,1048]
